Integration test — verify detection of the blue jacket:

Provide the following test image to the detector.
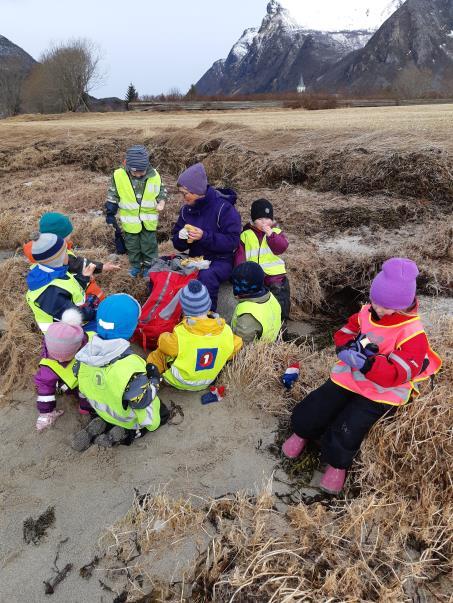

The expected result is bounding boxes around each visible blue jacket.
[172,187,241,262]
[26,265,95,323]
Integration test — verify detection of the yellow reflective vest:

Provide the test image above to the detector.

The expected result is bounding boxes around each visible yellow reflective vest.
[114,168,161,233]
[77,353,162,431]
[240,228,286,276]
[231,292,282,342]
[164,322,234,391]
[26,270,85,333]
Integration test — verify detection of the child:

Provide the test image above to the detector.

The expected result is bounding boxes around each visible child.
[72,294,168,450]
[24,212,119,277]
[35,309,92,431]
[231,262,282,343]
[105,145,167,277]
[26,233,97,333]
[234,199,290,320]
[147,280,242,391]
[282,258,441,495]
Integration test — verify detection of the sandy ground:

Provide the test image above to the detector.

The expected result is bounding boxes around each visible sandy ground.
[0,384,286,602]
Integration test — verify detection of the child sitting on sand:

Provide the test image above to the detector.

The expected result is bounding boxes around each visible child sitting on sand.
[282,258,441,495]
[26,233,97,333]
[72,294,169,450]
[234,199,290,320]
[34,309,92,431]
[147,280,242,391]
[231,262,282,343]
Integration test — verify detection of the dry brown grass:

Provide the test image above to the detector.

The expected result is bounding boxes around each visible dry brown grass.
[98,315,452,602]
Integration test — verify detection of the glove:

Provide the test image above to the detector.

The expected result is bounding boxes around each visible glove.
[85,294,101,309]
[358,335,379,357]
[281,363,300,390]
[146,363,162,387]
[201,386,226,405]
[337,348,367,370]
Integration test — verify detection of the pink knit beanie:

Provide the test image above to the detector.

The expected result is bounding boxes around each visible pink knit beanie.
[44,309,84,362]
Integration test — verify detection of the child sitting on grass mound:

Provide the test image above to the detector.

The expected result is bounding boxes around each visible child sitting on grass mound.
[26,233,97,333]
[147,280,242,391]
[231,262,282,343]
[34,309,93,431]
[282,258,442,495]
[234,199,290,321]
[24,212,120,278]
[72,294,168,451]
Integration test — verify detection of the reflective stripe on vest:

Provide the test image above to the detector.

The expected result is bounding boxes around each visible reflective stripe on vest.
[39,358,78,390]
[240,228,286,276]
[114,168,161,234]
[231,293,282,342]
[331,304,442,406]
[163,322,234,391]
[77,353,161,431]
[26,270,86,333]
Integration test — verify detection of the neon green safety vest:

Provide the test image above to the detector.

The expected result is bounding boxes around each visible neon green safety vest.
[76,353,161,431]
[240,228,286,276]
[231,292,282,342]
[26,270,86,333]
[114,168,162,234]
[39,332,95,390]
[164,322,234,391]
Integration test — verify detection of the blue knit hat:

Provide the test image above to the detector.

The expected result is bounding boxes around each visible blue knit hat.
[180,280,211,316]
[31,233,67,267]
[125,145,149,172]
[232,262,266,298]
[39,212,73,239]
[96,294,141,340]
[177,163,208,196]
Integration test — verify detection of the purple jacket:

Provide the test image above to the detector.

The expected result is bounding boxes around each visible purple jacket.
[34,337,88,414]
[234,223,289,286]
[172,187,241,263]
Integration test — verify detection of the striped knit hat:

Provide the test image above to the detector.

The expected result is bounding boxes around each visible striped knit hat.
[180,280,211,317]
[125,145,149,172]
[31,233,67,267]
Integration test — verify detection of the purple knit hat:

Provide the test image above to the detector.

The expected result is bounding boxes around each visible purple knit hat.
[177,163,208,196]
[44,309,84,362]
[370,258,419,310]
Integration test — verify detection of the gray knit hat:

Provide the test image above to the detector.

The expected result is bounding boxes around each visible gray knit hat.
[180,280,211,316]
[125,145,149,172]
[31,233,67,267]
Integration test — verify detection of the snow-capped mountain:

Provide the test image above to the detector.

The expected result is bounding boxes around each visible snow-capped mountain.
[314,0,453,94]
[196,1,373,95]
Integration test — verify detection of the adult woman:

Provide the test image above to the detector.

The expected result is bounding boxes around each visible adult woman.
[172,163,241,310]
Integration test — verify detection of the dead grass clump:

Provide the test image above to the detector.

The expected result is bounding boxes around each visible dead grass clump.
[0,257,41,396]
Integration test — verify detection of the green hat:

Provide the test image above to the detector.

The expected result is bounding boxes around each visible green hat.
[39,212,73,239]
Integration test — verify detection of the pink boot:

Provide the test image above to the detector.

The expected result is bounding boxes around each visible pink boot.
[319,465,346,495]
[282,433,307,459]
[36,409,64,432]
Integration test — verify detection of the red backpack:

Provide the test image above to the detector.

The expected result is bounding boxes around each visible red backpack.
[134,261,198,351]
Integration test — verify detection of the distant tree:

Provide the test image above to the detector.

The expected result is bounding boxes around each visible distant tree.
[125,83,139,108]
[186,84,198,100]
[0,57,28,116]
[166,87,183,101]
[23,38,103,113]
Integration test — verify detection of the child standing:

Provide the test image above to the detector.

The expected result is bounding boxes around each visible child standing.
[231,262,282,343]
[234,199,290,320]
[35,309,92,431]
[147,280,242,391]
[73,294,168,450]
[105,145,167,277]
[282,258,441,495]
[26,233,97,333]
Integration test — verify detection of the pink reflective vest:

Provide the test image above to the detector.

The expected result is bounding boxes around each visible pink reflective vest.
[331,305,442,406]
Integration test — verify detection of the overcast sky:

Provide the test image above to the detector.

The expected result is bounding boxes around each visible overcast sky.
[1,0,397,98]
